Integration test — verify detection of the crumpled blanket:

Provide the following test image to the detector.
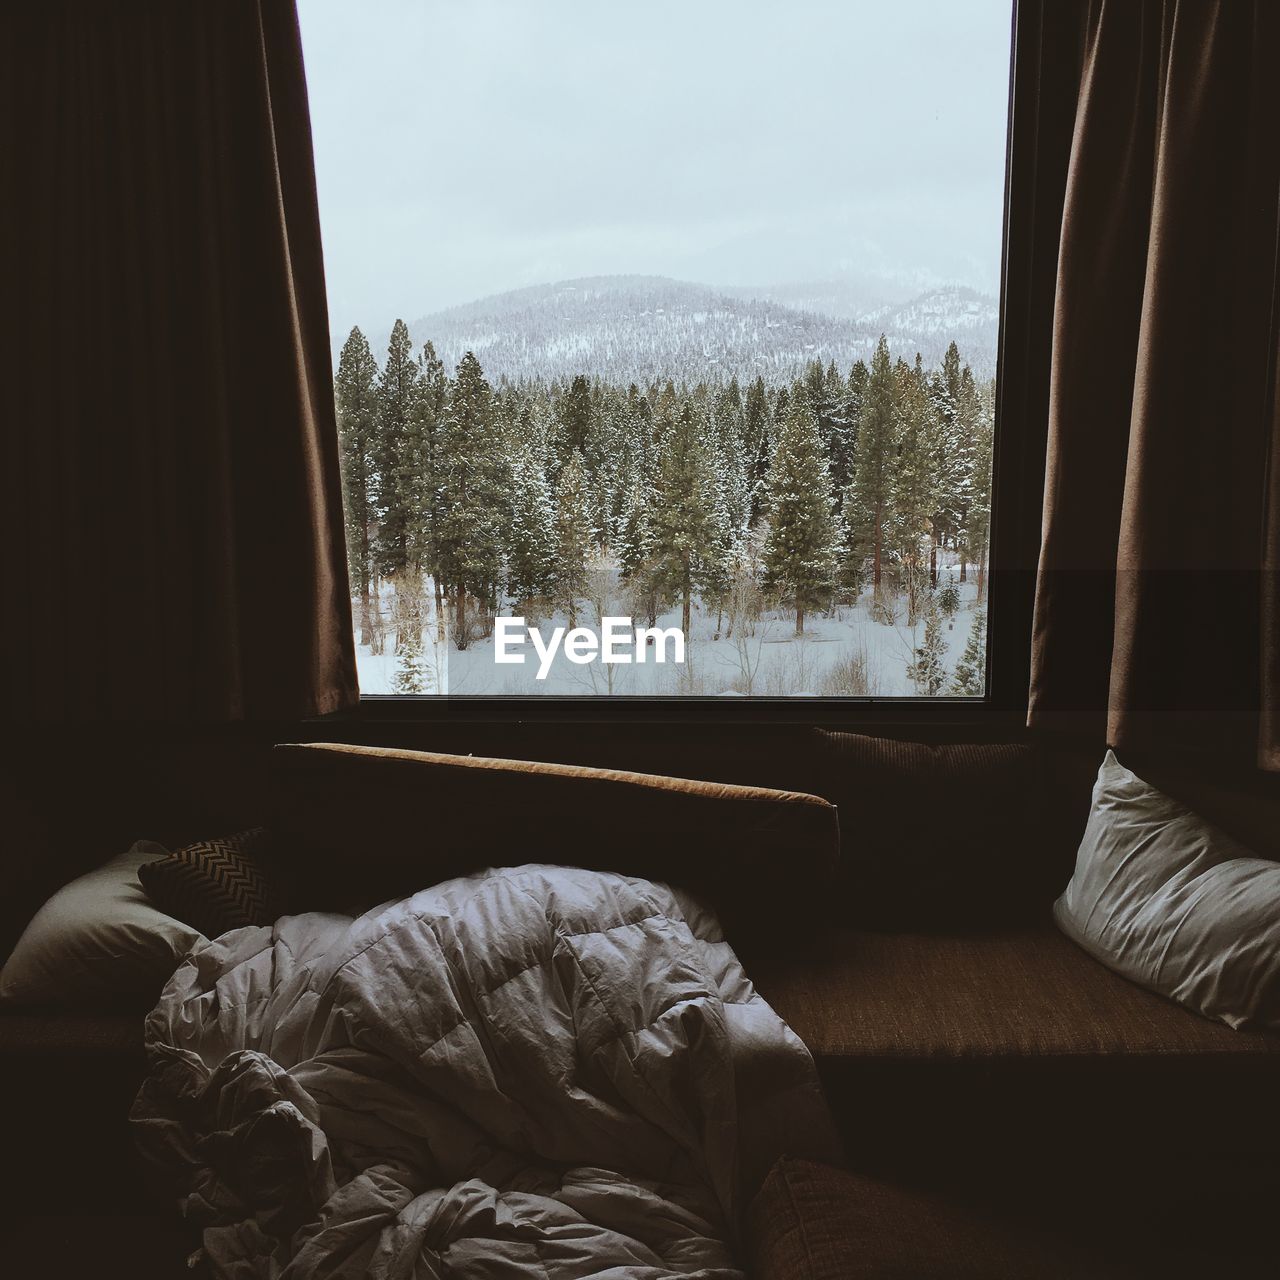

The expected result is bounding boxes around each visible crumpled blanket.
[132,863,838,1278]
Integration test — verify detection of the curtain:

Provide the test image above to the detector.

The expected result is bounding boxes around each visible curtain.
[3,1,358,720]
[1027,0,1280,765]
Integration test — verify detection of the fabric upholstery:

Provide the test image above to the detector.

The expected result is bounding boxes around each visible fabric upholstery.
[753,918,1280,1180]
[1,0,358,720]
[813,730,1068,928]
[269,743,840,944]
[1024,0,1280,761]
[753,922,1280,1063]
[748,1157,1069,1279]
[0,1010,145,1063]
[138,828,278,938]
[0,844,202,1011]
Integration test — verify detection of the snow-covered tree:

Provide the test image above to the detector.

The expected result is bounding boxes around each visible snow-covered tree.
[435,351,506,646]
[950,608,987,695]
[373,320,425,580]
[847,336,897,594]
[334,326,381,648]
[743,375,773,523]
[646,404,718,637]
[907,603,948,696]
[505,449,556,613]
[554,452,595,628]
[890,357,938,625]
[762,394,841,634]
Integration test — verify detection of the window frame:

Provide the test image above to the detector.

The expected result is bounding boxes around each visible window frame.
[337,0,1054,731]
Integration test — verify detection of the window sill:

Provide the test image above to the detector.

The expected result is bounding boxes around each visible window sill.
[328,694,1025,730]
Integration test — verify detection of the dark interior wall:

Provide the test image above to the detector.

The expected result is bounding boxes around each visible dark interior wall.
[1,714,1046,953]
[8,710,1279,966]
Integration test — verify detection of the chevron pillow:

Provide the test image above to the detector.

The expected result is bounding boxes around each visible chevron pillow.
[138,829,279,938]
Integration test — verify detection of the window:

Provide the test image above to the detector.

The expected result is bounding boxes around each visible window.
[300,0,1012,698]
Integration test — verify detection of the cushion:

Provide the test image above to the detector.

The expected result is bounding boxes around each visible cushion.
[747,1157,1069,1278]
[137,828,279,938]
[750,921,1280,1179]
[269,743,840,943]
[0,843,202,1010]
[813,730,1063,929]
[1054,751,1280,1032]
[750,921,1280,1064]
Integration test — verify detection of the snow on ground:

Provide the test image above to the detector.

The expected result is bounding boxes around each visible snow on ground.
[356,562,985,698]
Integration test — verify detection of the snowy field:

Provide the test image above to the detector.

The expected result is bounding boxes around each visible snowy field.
[356,563,985,698]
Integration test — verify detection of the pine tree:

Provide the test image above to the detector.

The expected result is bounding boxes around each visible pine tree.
[743,375,772,524]
[848,336,897,594]
[554,452,595,627]
[393,630,426,694]
[647,404,718,637]
[505,449,556,613]
[373,320,424,582]
[949,608,987,695]
[555,374,594,465]
[762,394,841,634]
[617,476,664,629]
[617,478,651,579]
[890,357,939,625]
[435,351,505,646]
[906,604,948,696]
[416,340,449,588]
[961,374,995,595]
[927,342,967,586]
[334,326,381,649]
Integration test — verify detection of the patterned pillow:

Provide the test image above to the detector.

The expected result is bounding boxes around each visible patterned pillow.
[138,829,279,938]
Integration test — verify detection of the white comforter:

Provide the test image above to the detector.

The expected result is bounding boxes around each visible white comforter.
[133,864,837,1278]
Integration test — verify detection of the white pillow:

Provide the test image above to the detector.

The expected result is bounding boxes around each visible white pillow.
[1054,751,1280,1031]
[0,841,204,1010]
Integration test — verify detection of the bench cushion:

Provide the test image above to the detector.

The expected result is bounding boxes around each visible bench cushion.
[753,921,1280,1061]
[753,921,1280,1173]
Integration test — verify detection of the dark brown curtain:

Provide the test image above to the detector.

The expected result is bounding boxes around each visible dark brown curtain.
[3,1,358,720]
[1027,0,1280,765]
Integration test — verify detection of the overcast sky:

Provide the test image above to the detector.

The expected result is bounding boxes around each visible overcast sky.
[299,0,1012,337]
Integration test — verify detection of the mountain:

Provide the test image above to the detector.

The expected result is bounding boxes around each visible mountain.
[405,276,997,386]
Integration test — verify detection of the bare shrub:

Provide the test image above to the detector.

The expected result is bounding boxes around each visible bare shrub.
[762,640,820,696]
[869,589,899,626]
[819,650,871,696]
[715,612,777,695]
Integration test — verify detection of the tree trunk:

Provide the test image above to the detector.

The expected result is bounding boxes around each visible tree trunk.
[681,555,691,637]
[358,587,373,649]
[959,550,968,584]
[872,504,883,589]
[455,586,467,649]
[929,530,938,589]
[795,604,804,635]
[358,520,374,648]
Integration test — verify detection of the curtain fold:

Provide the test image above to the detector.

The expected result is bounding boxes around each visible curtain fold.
[1027,0,1280,765]
[3,0,358,720]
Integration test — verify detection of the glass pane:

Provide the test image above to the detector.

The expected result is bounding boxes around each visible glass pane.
[300,0,1009,696]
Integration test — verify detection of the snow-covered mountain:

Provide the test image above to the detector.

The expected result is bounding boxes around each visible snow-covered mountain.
[406,276,997,386]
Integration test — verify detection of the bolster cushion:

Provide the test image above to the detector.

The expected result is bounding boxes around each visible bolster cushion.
[269,742,839,942]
